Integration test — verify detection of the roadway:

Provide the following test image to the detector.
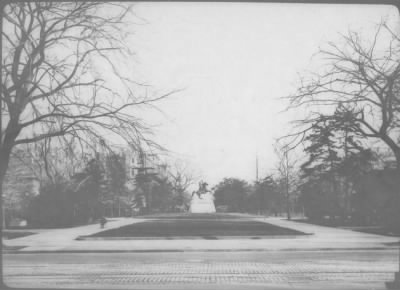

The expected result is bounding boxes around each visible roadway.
[4,249,399,289]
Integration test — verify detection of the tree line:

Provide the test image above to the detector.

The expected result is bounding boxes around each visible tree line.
[279,21,400,231]
[212,176,290,216]
[5,148,196,228]
[213,21,400,233]
[0,2,176,228]
[1,3,399,233]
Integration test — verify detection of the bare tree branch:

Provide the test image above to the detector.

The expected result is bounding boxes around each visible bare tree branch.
[0,3,175,186]
[281,21,400,170]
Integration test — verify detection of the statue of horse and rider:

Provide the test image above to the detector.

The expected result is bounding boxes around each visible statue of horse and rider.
[189,180,216,213]
[192,181,211,199]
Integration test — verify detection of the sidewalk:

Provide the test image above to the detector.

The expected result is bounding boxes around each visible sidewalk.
[3,216,399,252]
[3,217,145,251]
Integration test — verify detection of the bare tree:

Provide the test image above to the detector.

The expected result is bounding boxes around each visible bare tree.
[283,22,400,172]
[19,139,76,184]
[274,142,298,220]
[168,161,197,210]
[0,3,175,196]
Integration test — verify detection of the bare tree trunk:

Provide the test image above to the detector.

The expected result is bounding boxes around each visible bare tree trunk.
[0,173,4,286]
[285,151,291,220]
[0,4,6,285]
[118,193,121,217]
[343,128,351,216]
[41,139,54,183]
[0,161,7,230]
[286,190,291,220]
[395,152,400,176]
[0,135,18,231]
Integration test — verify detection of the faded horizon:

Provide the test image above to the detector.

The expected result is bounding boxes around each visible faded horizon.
[123,3,399,185]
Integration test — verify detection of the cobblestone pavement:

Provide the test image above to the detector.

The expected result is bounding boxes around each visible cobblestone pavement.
[4,251,398,289]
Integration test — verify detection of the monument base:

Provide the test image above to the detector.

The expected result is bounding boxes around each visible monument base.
[189,195,216,213]
[189,202,216,213]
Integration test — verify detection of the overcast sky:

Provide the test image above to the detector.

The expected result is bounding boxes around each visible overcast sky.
[122,3,399,186]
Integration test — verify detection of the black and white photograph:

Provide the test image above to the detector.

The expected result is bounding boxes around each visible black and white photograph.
[0,1,400,289]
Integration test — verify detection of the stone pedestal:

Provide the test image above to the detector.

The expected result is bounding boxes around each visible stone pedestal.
[189,193,216,213]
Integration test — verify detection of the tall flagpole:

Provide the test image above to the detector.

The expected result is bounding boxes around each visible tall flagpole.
[256,154,259,182]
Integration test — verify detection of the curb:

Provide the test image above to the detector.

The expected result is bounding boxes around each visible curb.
[3,246,397,254]
[75,234,313,241]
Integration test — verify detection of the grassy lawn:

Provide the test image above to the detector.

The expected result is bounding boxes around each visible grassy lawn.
[135,213,245,220]
[88,214,306,238]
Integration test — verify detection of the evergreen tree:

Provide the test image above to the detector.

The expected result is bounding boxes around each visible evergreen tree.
[301,121,341,177]
[72,156,105,222]
[104,153,127,216]
[300,120,343,219]
[299,110,376,220]
[214,178,250,212]
[251,176,282,215]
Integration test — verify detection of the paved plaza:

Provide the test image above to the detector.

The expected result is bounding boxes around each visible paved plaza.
[2,214,400,289]
[4,250,399,289]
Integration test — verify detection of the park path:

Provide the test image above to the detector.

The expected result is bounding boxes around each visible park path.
[3,218,145,251]
[254,217,400,249]
[3,215,398,252]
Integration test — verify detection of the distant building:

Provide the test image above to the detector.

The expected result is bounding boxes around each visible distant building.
[117,148,169,214]
[125,151,167,179]
[97,146,169,215]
